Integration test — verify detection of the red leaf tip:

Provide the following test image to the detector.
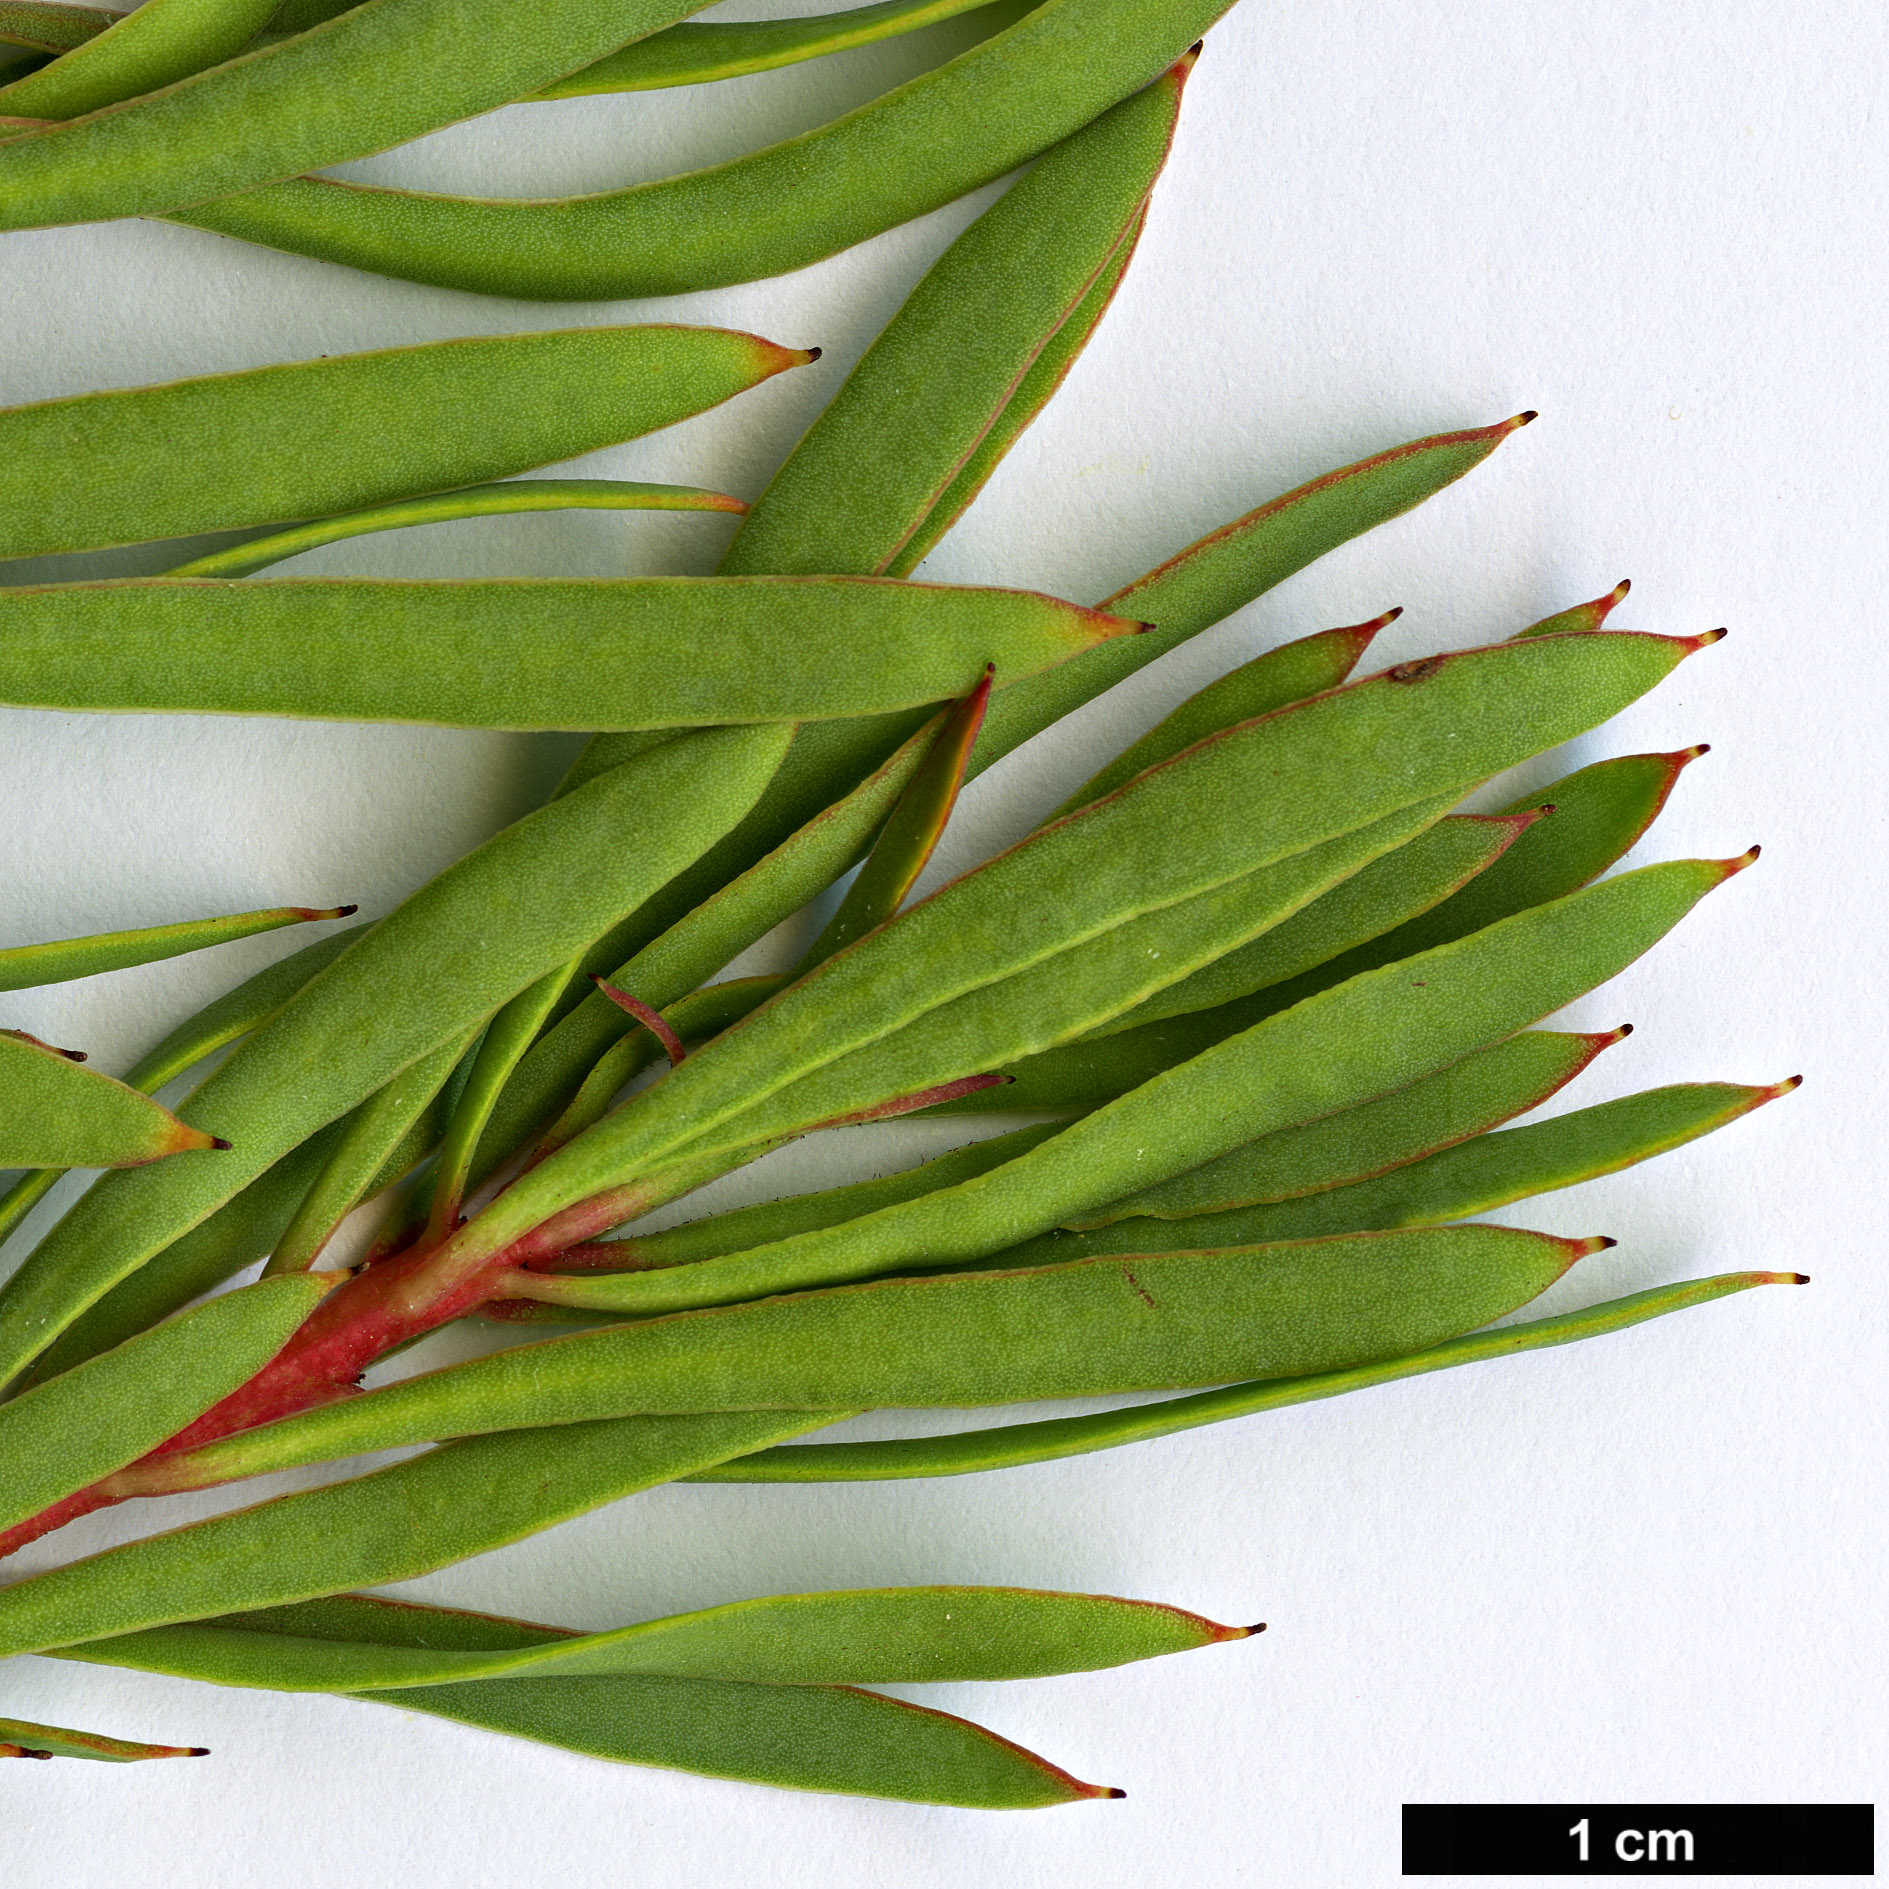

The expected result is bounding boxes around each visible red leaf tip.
[1764,1074,1805,1098]
[1500,409,1539,433]
[1674,742,1711,764]
[803,346,822,363]
[1684,626,1729,651]
[591,976,687,1066]
[209,1137,233,1151]
[297,904,358,921]
[1720,844,1761,875]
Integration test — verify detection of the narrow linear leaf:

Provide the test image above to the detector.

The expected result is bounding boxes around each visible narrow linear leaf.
[0,5,121,56]
[1010,1080,1801,1259]
[0,325,809,562]
[147,1227,1590,1487]
[566,855,1746,1312]
[0,1030,227,1167]
[262,1031,478,1275]
[886,203,1146,578]
[693,1273,1807,1482]
[1512,578,1633,641]
[485,420,1538,1181]
[0,903,353,992]
[533,0,1023,97]
[0,923,365,1250]
[449,633,1711,1292]
[0,1275,329,1534]
[167,0,1229,301]
[163,480,747,581]
[723,54,1190,578]
[1049,612,1395,821]
[0,1714,206,1761]
[65,1584,1251,1690]
[796,667,991,971]
[0,577,1133,730]
[0,1412,837,1655]
[607,1125,1060,1272]
[355,1676,1116,1807]
[0,725,790,1389]
[939,745,1709,1114]
[0,0,277,120]
[1070,1028,1624,1224]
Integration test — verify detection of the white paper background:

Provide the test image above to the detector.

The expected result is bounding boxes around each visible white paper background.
[1,3,1884,1882]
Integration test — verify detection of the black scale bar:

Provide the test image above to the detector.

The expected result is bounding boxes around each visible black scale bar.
[1403,1804,1874,1876]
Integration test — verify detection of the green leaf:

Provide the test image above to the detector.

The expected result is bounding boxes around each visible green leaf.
[533,0,1024,97]
[168,0,1230,300]
[886,204,1146,578]
[162,479,747,580]
[0,1713,205,1761]
[354,1677,1116,1806]
[608,1125,1060,1272]
[17,1124,347,1385]
[0,325,806,562]
[443,631,1708,1290]
[261,1031,478,1275]
[938,745,1708,1114]
[67,1584,1250,1689]
[550,855,1745,1313]
[795,668,991,971]
[145,1227,1590,1486]
[0,1029,224,1167]
[1048,613,1393,821]
[0,726,790,1388]
[0,1412,836,1657]
[722,56,1188,578]
[693,1273,1807,1482]
[1009,1080,1800,1258]
[0,1274,329,1534]
[1068,1029,1623,1224]
[1080,808,1544,1039]
[0,902,353,993]
[0,0,278,120]
[0,5,121,56]
[0,0,717,229]
[0,576,1132,730]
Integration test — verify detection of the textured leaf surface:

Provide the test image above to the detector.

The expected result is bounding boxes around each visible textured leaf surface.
[0,727,789,1386]
[0,1275,328,1533]
[171,0,1230,299]
[0,325,801,561]
[0,1030,222,1167]
[152,1227,1588,1485]
[65,1585,1247,1689]
[0,576,1130,729]
[696,1273,1805,1481]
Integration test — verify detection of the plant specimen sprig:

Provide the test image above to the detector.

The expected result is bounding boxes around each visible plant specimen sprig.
[0,4,1797,1804]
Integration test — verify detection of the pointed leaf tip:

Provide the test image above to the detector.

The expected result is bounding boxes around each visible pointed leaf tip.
[1577,1235,1618,1255]
[1685,626,1729,651]
[1721,844,1761,875]
[1502,410,1539,432]
[1764,1074,1805,1098]
[1606,1022,1635,1042]
[209,1136,233,1151]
